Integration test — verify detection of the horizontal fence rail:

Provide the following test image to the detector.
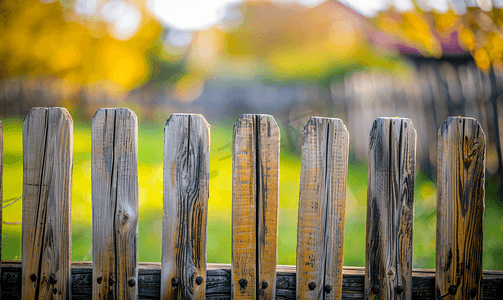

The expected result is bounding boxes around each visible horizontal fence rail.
[0,107,500,299]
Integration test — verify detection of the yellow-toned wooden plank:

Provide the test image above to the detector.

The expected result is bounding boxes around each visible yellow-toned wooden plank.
[232,114,279,300]
[436,117,485,300]
[296,117,349,300]
[0,120,3,281]
[161,114,210,300]
[365,117,416,300]
[22,107,73,299]
[256,115,279,300]
[92,108,138,300]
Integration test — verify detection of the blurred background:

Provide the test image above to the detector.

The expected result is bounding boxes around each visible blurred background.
[1,0,503,269]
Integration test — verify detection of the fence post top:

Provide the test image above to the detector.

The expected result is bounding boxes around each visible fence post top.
[165,113,209,129]
[91,108,137,124]
[23,107,73,125]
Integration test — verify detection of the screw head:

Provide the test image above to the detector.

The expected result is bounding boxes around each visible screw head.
[262,280,268,289]
[448,285,457,295]
[396,285,404,294]
[128,278,136,287]
[372,285,380,294]
[109,276,115,285]
[30,274,37,282]
[324,284,332,293]
[49,275,57,285]
[196,276,204,285]
[470,288,477,298]
[172,277,180,286]
[308,281,316,290]
[97,276,102,284]
[53,288,57,295]
[239,278,247,288]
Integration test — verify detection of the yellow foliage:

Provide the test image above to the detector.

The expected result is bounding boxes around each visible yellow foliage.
[0,0,163,93]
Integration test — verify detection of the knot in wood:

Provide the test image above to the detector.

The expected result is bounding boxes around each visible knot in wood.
[49,275,57,285]
[372,285,380,294]
[172,277,180,286]
[196,276,204,285]
[308,281,316,290]
[448,285,457,295]
[470,288,477,298]
[396,285,404,294]
[128,278,136,287]
[261,280,268,289]
[324,284,332,293]
[239,278,247,288]
[53,288,57,295]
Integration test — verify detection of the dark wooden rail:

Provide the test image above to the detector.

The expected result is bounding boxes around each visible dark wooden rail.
[2,261,503,299]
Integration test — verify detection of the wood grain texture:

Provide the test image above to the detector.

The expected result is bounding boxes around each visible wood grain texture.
[92,108,138,300]
[3,262,503,299]
[296,117,349,300]
[161,114,210,300]
[436,117,486,300]
[22,107,73,299]
[365,117,416,300]
[232,114,280,300]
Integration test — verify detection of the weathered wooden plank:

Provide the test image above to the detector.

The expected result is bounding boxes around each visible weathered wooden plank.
[92,108,138,300]
[436,117,486,300]
[22,107,73,299]
[365,117,416,300]
[232,114,280,300]
[3,262,503,299]
[296,117,349,300]
[161,114,210,299]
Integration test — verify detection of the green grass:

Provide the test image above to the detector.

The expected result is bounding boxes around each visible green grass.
[2,117,503,270]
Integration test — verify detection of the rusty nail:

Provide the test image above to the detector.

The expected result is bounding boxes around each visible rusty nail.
[239,278,247,288]
[262,280,268,289]
[128,278,136,287]
[97,276,102,284]
[470,288,477,298]
[396,285,404,294]
[448,285,457,295]
[49,275,57,285]
[172,277,180,286]
[30,274,37,282]
[372,285,380,294]
[109,275,115,285]
[324,284,332,293]
[53,288,57,294]
[308,281,316,290]
[196,276,203,285]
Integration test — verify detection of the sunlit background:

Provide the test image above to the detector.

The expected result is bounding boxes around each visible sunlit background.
[1,0,503,270]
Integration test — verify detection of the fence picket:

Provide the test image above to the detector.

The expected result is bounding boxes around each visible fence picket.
[296,117,349,300]
[92,108,138,299]
[21,107,73,299]
[232,114,280,300]
[436,117,486,300]
[365,117,416,300]
[161,114,210,299]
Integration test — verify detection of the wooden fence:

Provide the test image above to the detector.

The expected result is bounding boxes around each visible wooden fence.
[0,107,501,299]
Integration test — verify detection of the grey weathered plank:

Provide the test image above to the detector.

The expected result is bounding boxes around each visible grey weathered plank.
[232,114,280,300]
[3,262,503,299]
[436,117,486,300]
[296,117,349,300]
[22,107,73,299]
[365,117,416,300]
[161,114,210,299]
[92,108,138,299]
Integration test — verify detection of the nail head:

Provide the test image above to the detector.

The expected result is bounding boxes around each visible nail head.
[262,280,268,289]
[239,278,247,288]
[128,278,136,287]
[172,277,180,286]
[372,285,380,294]
[30,274,37,282]
[97,276,102,284]
[396,285,404,294]
[196,276,203,285]
[324,284,332,293]
[308,281,316,290]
